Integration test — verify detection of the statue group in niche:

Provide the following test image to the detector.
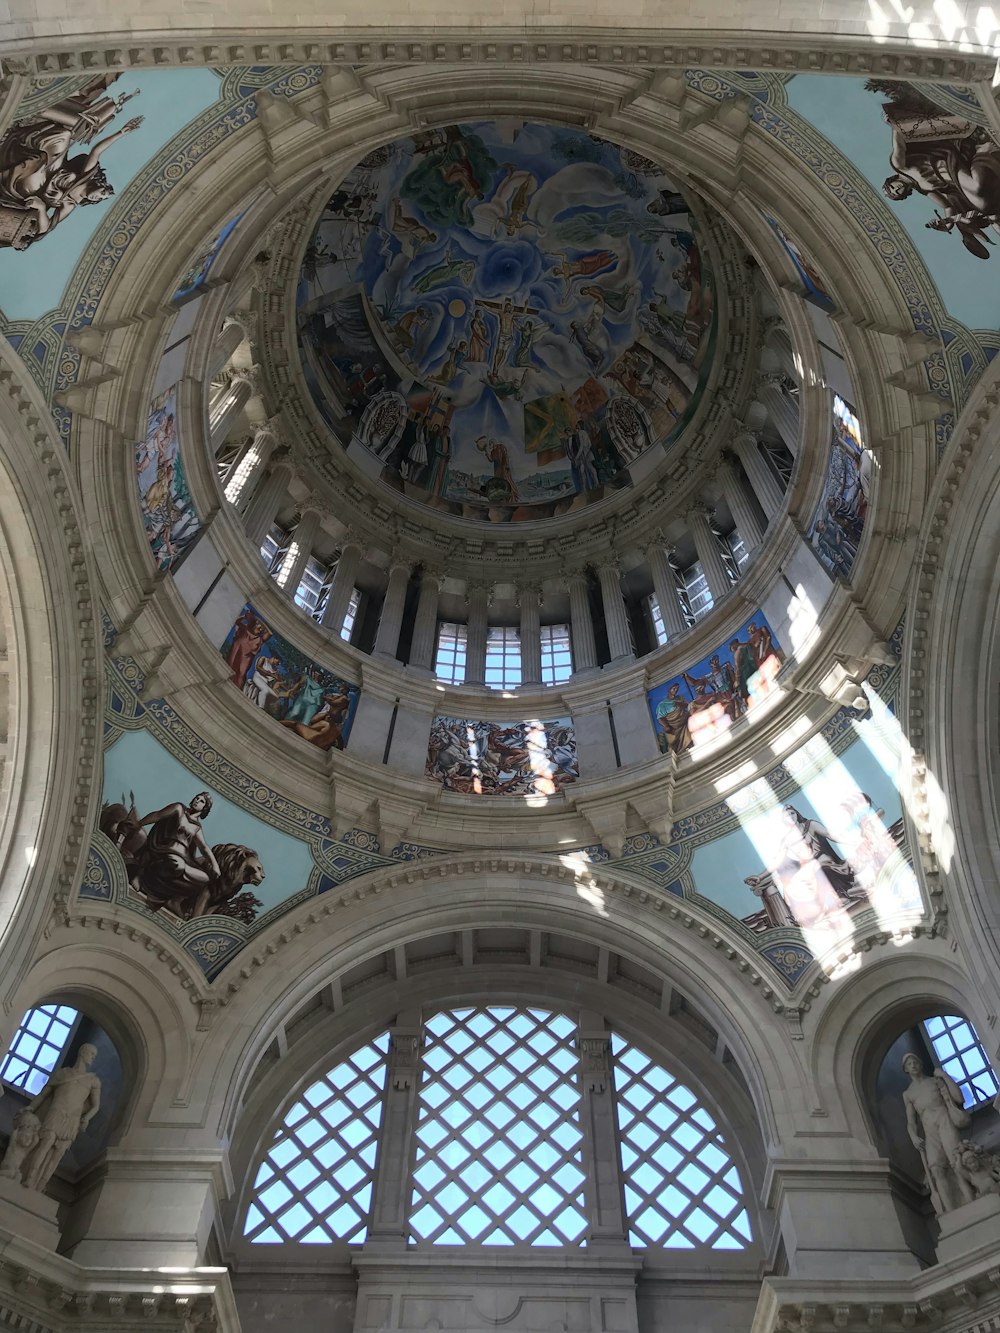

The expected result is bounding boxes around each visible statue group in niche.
[298,121,715,523]
[901,1055,1000,1215]
[647,614,785,757]
[99,789,266,924]
[0,73,142,251]
[426,716,578,796]
[0,1045,101,1193]
[220,604,360,752]
[868,80,1000,261]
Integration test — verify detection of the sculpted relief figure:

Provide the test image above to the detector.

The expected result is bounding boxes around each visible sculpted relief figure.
[902,1053,976,1215]
[0,1109,41,1183]
[0,1046,101,1193]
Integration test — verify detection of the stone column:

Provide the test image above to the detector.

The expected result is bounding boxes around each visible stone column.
[243,461,292,547]
[732,429,784,519]
[598,561,633,663]
[687,503,732,603]
[518,583,542,686]
[645,541,687,641]
[275,508,321,594]
[568,569,597,673]
[464,582,491,686]
[322,537,364,634]
[757,373,800,455]
[409,566,442,671]
[209,371,254,453]
[207,313,251,379]
[228,421,280,511]
[764,325,798,382]
[717,455,765,550]
[373,560,411,659]
[577,1018,629,1253]
[363,1024,423,1251]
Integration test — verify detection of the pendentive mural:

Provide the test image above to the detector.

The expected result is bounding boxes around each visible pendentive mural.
[298,120,716,523]
[807,395,871,580]
[220,604,360,751]
[426,716,578,796]
[647,613,785,756]
[764,214,835,312]
[135,386,201,572]
[171,210,244,305]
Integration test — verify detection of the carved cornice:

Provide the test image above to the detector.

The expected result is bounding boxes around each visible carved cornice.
[1,41,992,82]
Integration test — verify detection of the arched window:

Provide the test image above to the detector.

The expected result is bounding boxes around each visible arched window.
[244,1031,390,1244]
[0,1004,80,1094]
[408,1006,587,1246]
[610,1033,751,1250]
[241,1009,753,1253]
[921,1014,999,1109]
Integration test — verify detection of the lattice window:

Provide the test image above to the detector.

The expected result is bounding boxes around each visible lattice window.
[409,1007,587,1247]
[244,1032,390,1244]
[484,627,522,690]
[682,563,714,621]
[610,1033,751,1250]
[923,1014,1000,1109]
[260,525,288,576]
[435,622,468,685]
[0,1004,80,1095]
[340,587,362,643]
[540,624,573,686]
[648,594,669,647]
[294,556,331,619]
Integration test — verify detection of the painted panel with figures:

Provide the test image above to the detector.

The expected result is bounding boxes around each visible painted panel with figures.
[426,715,578,796]
[135,386,201,572]
[806,395,871,580]
[647,613,785,757]
[220,604,360,752]
[297,120,716,523]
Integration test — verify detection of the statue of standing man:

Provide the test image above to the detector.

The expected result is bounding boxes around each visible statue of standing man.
[14,1044,101,1192]
[902,1053,975,1215]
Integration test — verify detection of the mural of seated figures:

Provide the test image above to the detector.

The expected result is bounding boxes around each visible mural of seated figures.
[426,715,578,796]
[646,613,785,756]
[220,604,360,752]
[134,385,201,573]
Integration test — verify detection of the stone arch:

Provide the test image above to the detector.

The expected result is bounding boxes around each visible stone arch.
[222,964,772,1258]
[0,342,102,1030]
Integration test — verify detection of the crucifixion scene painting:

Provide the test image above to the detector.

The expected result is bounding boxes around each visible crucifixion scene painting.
[297,120,716,522]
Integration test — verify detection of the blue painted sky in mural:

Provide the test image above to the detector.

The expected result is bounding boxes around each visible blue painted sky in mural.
[102,728,314,915]
[0,69,220,322]
[689,717,908,924]
[785,76,998,332]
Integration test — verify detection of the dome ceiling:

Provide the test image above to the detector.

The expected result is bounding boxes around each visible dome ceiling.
[296,121,716,524]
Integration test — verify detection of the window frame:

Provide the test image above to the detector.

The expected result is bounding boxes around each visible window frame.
[0,1004,81,1097]
[539,623,573,687]
[484,626,522,691]
[435,621,469,686]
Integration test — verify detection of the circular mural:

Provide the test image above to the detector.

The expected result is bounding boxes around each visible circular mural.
[297,122,716,523]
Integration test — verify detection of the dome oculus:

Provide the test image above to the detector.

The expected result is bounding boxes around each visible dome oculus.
[297,121,716,524]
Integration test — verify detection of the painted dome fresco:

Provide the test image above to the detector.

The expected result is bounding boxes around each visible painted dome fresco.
[297,121,716,523]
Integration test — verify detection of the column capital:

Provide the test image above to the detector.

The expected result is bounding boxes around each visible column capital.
[418,563,444,588]
[385,554,413,577]
[223,308,256,340]
[685,500,714,524]
[464,580,494,607]
[597,555,623,577]
[516,580,543,607]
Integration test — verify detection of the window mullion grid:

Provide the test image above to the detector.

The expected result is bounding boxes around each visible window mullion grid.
[408,1007,586,1247]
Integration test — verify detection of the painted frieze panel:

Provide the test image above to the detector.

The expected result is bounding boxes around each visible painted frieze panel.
[135,385,201,572]
[646,613,785,756]
[426,715,578,795]
[220,604,360,752]
[806,395,871,580]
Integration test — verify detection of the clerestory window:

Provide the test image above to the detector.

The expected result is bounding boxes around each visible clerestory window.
[242,1008,753,1255]
[0,1004,80,1095]
[922,1014,999,1110]
[408,1006,587,1246]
